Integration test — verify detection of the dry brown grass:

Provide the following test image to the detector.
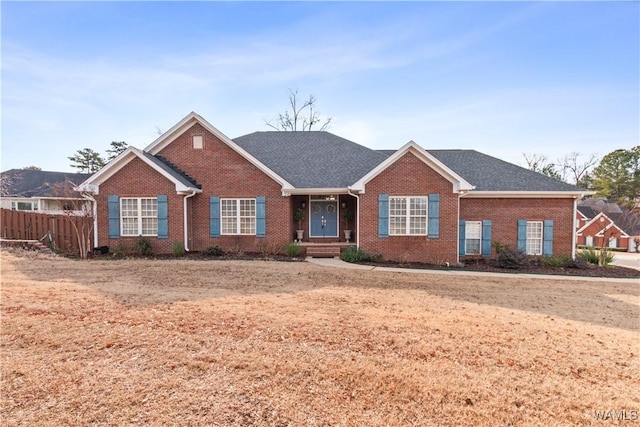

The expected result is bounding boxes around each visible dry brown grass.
[1,248,638,426]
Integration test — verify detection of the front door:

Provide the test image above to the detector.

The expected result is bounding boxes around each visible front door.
[310,201,338,237]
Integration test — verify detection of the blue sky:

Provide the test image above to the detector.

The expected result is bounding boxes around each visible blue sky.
[2,1,638,173]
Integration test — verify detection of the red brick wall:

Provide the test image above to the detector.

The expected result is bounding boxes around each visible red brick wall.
[359,151,459,264]
[156,124,289,253]
[97,124,291,254]
[95,157,182,254]
[460,197,576,257]
[577,217,629,249]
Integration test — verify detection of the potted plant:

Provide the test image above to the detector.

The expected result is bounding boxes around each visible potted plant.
[294,207,305,242]
[341,206,354,242]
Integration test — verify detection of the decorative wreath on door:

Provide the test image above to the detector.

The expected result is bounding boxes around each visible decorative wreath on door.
[326,205,336,214]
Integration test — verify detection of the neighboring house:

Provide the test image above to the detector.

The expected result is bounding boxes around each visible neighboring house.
[78,112,589,263]
[0,169,92,214]
[576,198,640,252]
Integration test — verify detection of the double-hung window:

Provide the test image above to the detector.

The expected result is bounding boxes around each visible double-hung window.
[389,197,427,236]
[526,221,543,255]
[121,198,158,236]
[221,199,256,235]
[465,221,482,255]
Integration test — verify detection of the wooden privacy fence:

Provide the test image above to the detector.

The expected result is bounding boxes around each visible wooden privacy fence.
[0,208,94,255]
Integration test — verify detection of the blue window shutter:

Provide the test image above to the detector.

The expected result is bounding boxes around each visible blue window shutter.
[210,196,220,237]
[458,220,466,257]
[256,196,266,237]
[543,219,554,256]
[517,219,527,252]
[428,194,440,238]
[108,195,120,238]
[157,195,168,238]
[378,194,389,238]
[481,220,492,257]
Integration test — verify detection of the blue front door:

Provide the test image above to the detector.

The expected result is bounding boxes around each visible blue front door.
[310,201,338,237]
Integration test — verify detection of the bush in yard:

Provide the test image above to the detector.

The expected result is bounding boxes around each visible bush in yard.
[539,255,572,268]
[285,242,300,257]
[580,246,614,267]
[132,237,152,256]
[340,246,372,263]
[204,245,225,257]
[172,242,185,257]
[493,242,528,269]
[568,253,592,269]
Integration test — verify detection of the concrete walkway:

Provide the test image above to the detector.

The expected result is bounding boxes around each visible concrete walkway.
[611,252,640,271]
[306,257,640,284]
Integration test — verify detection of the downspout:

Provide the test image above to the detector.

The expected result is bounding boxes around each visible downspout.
[85,193,98,248]
[183,191,198,252]
[571,196,578,259]
[347,189,360,249]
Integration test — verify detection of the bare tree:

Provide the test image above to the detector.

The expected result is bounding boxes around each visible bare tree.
[265,89,332,131]
[50,180,95,259]
[522,153,561,180]
[558,152,598,187]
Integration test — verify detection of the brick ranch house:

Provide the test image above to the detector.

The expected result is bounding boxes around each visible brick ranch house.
[78,112,589,263]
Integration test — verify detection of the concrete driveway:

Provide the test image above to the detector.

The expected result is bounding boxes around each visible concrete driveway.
[611,252,640,270]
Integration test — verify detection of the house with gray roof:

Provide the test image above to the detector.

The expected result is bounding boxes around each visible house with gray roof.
[78,112,590,261]
[576,198,640,252]
[0,169,92,214]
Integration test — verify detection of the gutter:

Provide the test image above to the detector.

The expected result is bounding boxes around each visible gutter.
[84,193,98,248]
[347,188,360,249]
[183,191,198,251]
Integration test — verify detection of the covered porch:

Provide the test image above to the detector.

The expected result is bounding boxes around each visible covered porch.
[290,194,358,245]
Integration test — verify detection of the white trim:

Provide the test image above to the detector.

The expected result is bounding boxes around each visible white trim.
[462,191,592,199]
[144,112,294,192]
[571,198,577,259]
[76,147,202,195]
[284,187,351,196]
[575,212,629,237]
[220,198,257,235]
[576,210,589,220]
[595,222,629,238]
[183,190,198,252]
[351,141,474,194]
[388,196,428,236]
[120,197,158,237]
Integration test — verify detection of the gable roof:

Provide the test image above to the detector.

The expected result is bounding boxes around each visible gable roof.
[145,112,293,190]
[352,141,474,193]
[0,169,92,198]
[77,147,202,194]
[577,212,630,238]
[579,198,640,236]
[233,131,389,189]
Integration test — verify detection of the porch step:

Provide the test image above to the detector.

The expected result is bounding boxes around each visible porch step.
[305,246,341,258]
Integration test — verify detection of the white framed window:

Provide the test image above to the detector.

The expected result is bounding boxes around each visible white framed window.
[221,199,256,235]
[121,198,158,236]
[585,236,594,246]
[15,201,38,211]
[389,197,427,236]
[193,135,203,149]
[526,221,543,255]
[608,237,617,248]
[465,221,482,255]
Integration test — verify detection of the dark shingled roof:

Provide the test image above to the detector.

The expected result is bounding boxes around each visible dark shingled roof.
[233,131,388,188]
[146,153,202,189]
[0,169,92,197]
[426,150,583,192]
[232,133,584,192]
[577,205,597,219]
